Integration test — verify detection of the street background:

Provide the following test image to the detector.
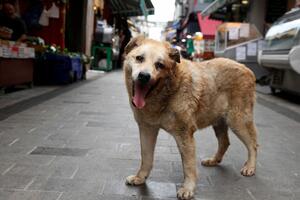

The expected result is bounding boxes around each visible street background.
[1,0,300,199]
[0,70,300,200]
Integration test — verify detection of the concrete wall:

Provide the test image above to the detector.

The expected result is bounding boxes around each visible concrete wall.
[84,0,95,56]
[248,0,267,35]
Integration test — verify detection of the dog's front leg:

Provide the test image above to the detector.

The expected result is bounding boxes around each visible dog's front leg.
[126,124,159,185]
[174,133,197,200]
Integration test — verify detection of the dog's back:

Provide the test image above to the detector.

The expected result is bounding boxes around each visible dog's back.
[161,57,256,132]
[200,57,256,109]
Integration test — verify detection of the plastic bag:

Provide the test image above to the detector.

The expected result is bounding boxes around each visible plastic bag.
[38,8,49,26]
[48,2,59,19]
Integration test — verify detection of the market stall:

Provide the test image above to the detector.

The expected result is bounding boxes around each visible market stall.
[91,20,113,71]
[34,50,83,85]
[196,13,222,60]
[214,22,269,81]
[0,40,35,91]
[0,0,90,91]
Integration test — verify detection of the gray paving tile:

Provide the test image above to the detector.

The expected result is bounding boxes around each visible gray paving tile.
[141,197,177,200]
[246,188,296,200]
[0,175,33,189]
[0,162,15,174]
[4,134,45,147]
[0,189,12,200]
[28,177,105,193]
[103,180,177,199]
[79,111,107,116]
[0,134,19,146]
[0,145,35,155]
[86,121,123,128]
[46,132,79,143]
[60,192,139,200]
[194,186,253,200]
[0,189,61,200]
[6,162,78,179]
[199,164,242,186]
[1,71,300,200]
[30,147,89,157]
[59,121,87,129]
[257,96,300,123]
[0,154,55,166]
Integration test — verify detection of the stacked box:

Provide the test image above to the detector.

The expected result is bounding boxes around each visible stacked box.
[0,41,35,58]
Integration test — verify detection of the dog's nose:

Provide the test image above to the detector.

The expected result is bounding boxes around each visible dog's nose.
[137,71,151,84]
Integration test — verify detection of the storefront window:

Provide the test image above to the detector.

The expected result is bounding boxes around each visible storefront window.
[216,30,226,51]
[215,23,262,51]
[265,18,300,50]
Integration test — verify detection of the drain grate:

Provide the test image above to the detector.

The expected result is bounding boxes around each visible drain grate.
[30,146,89,157]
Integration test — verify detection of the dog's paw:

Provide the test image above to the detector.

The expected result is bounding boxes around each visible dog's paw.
[201,157,221,167]
[177,187,194,200]
[240,163,256,176]
[125,175,146,186]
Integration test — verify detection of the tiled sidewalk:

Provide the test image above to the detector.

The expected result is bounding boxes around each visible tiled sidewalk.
[0,70,299,200]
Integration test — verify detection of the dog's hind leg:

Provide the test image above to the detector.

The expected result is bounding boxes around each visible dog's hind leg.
[201,119,230,166]
[227,112,258,177]
[126,124,159,185]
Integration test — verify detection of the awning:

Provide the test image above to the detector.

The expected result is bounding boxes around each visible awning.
[197,13,222,38]
[106,0,154,17]
[193,3,211,13]
[166,29,177,40]
[201,0,238,17]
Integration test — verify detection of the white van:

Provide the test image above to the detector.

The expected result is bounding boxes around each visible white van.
[258,9,300,95]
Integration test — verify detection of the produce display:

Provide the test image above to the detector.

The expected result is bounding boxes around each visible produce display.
[0,40,35,58]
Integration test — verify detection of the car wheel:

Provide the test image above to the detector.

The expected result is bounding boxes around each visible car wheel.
[270,86,280,94]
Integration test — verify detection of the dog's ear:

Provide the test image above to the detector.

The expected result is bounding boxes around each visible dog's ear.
[169,48,180,63]
[124,35,145,55]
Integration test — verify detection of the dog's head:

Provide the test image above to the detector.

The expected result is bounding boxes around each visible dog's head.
[123,36,180,109]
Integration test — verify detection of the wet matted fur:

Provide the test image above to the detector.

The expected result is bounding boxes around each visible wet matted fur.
[123,36,258,200]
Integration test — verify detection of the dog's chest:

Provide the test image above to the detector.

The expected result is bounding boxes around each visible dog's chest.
[159,110,194,134]
[133,108,190,133]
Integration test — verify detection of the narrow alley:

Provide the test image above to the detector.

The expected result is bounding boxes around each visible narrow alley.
[0,71,299,200]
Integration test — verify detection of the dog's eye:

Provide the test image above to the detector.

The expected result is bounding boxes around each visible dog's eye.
[155,62,165,70]
[136,55,144,63]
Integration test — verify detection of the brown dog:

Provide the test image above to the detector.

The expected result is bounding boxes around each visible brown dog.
[123,36,258,200]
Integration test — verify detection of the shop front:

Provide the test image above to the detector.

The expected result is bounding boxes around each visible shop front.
[214,22,269,80]
[0,40,35,92]
[0,0,154,92]
[196,13,221,60]
[0,0,95,92]
[90,0,154,71]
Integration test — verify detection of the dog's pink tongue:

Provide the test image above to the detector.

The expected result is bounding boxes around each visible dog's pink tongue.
[133,83,149,109]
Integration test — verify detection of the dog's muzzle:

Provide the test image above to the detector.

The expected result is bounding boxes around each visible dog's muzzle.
[137,71,151,85]
[131,72,153,109]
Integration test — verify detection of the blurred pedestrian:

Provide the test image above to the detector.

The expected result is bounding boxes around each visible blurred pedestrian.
[118,19,132,68]
[296,0,300,8]
[186,35,194,60]
[0,0,27,42]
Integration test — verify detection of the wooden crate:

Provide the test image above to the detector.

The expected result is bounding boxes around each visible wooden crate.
[0,58,34,88]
